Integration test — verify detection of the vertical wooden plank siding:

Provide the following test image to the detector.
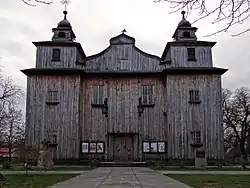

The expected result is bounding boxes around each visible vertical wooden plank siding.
[35,46,77,68]
[166,74,224,159]
[25,75,81,159]
[81,77,167,154]
[85,44,162,72]
[170,46,213,67]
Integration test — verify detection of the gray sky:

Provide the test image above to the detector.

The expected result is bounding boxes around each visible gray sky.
[0,0,249,102]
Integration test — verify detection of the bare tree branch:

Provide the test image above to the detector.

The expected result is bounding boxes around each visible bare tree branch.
[222,87,250,167]
[22,0,53,6]
[155,0,250,36]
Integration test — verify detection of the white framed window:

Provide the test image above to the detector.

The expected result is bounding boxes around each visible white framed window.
[191,131,201,144]
[46,90,59,104]
[142,85,153,104]
[93,85,104,104]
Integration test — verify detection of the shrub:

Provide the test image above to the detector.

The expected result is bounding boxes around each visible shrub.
[2,162,12,169]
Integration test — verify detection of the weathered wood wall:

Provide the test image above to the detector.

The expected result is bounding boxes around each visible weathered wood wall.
[81,76,167,160]
[169,46,213,67]
[85,35,162,72]
[35,46,78,68]
[25,75,81,159]
[166,74,224,159]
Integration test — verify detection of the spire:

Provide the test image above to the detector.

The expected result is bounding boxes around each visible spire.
[181,10,185,20]
[172,11,197,41]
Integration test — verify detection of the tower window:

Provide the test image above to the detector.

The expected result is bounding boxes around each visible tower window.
[58,32,66,38]
[183,31,190,37]
[187,48,196,61]
[189,89,201,104]
[46,90,59,105]
[52,49,61,61]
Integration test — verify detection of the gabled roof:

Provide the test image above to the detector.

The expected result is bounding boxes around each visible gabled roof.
[86,33,160,61]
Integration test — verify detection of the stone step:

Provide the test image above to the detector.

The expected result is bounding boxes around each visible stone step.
[100,162,148,167]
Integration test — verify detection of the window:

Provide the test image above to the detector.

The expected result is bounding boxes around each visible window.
[187,48,196,61]
[58,32,66,38]
[48,132,57,144]
[183,31,190,37]
[191,131,201,144]
[46,90,59,105]
[52,49,61,61]
[119,59,128,70]
[189,89,201,104]
[93,85,104,104]
[142,85,153,104]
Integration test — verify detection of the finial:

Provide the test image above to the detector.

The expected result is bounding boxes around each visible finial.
[63,10,68,19]
[181,10,186,20]
[121,29,127,34]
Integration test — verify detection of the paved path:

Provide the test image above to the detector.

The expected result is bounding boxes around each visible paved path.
[48,167,191,188]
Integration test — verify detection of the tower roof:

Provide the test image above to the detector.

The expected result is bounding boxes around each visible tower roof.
[57,11,72,28]
[177,11,191,27]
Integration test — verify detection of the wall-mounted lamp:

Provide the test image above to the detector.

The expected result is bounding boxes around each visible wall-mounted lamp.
[101,98,108,118]
[137,97,144,117]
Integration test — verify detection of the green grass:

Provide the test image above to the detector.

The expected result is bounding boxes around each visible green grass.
[0,165,94,171]
[168,174,250,188]
[0,174,78,188]
[153,166,250,171]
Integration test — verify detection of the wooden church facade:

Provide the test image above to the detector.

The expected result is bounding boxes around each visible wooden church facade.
[22,11,227,163]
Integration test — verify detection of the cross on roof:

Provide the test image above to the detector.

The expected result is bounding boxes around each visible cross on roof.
[61,0,70,11]
[121,29,127,34]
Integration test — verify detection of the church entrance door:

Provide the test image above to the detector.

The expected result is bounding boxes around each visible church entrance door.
[109,133,136,161]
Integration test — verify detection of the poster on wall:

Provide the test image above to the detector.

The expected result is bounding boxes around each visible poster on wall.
[150,142,158,152]
[158,142,165,153]
[143,142,150,153]
[89,143,97,153]
[97,143,104,153]
[82,142,89,153]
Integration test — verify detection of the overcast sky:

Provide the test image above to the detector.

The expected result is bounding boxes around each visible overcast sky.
[0,0,250,108]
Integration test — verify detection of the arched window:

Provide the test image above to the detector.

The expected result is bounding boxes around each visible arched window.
[58,32,66,38]
[183,31,190,38]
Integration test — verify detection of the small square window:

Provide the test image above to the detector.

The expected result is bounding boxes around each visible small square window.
[189,89,201,104]
[46,90,59,105]
[52,49,61,61]
[187,48,196,61]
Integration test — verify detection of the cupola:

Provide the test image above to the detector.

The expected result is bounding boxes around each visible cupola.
[172,11,197,41]
[51,10,76,42]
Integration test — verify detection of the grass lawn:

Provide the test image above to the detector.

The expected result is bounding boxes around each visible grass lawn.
[0,174,78,188]
[168,174,250,188]
[0,165,94,171]
[154,166,250,171]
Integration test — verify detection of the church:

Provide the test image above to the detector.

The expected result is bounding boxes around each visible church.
[22,10,227,164]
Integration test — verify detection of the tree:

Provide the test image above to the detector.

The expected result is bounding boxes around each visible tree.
[0,76,24,163]
[222,87,250,167]
[2,105,24,163]
[159,0,250,36]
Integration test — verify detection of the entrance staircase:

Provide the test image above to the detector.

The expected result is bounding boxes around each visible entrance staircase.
[100,161,148,167]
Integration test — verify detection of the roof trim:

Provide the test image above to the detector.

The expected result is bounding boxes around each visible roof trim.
[163,67,228,75]
[32,41,86,58]
[21,68,86,76]
[161,41,216,60]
